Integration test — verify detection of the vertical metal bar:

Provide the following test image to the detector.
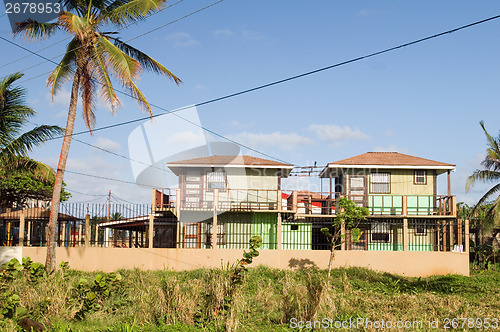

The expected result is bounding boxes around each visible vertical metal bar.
[403,218,408,251]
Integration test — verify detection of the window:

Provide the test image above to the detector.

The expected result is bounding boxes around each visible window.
[414,170,427,185]
[371,222,390,242]
[370,173,390,193]
[206,222,226,246]
[415,221,427,235]
[206,171,226,189]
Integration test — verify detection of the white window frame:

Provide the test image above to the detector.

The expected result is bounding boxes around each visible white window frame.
[414,170,427,185]
[370,172,390,194]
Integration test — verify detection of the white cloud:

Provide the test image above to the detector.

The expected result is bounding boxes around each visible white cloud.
[166,32,199,48]
[230,132,313,150]
[241,30,266,41]
[164,130,205,146]
[213,29,233,37]
[195,84,207,90]
[308,124,369,146]
[373,144,408,153]
[49,88,71,106]
[384,130,396,137]
[94,137,121,152]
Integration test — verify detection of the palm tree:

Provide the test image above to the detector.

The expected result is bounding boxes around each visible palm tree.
[14,0,181,271]
[0,72,63,204]
[466,121,500,242]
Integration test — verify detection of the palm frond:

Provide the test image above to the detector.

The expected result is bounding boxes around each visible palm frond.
[0,156,55,181]
[471,183,500,214]
[480,121,500,161]
[13,19,60,40]
[90,45,120,112]
[97,36,141,80]
[466,170,500,191]
[110,37,181,84]
[57,11,91,38]
[127,80,152,116]
[47,38,79,96]
[106,0,166,24]
[1,125,64,158]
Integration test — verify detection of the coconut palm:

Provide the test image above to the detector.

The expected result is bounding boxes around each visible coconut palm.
[0,72,63,183]
[14,0,181,271]
[466,121,500,232]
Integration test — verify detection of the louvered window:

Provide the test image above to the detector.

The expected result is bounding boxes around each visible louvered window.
[206,171,226,189]
[370,173,390,194]
[414,170,426,185]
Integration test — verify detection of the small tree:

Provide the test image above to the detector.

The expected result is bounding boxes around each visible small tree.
[321,197,368,278]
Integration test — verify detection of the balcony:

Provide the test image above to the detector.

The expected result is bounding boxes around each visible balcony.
[153,189,457,217]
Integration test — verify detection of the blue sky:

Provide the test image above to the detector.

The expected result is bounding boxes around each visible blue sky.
[1,0,500,204]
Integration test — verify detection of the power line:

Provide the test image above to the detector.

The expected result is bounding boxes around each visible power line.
[3,13,500,168]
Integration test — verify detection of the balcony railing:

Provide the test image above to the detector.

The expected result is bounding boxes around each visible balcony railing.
[152,188,456,217]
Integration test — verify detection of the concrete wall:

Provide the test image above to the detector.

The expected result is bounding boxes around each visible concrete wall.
[21,247,469,277]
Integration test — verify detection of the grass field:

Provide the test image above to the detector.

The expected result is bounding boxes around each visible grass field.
[1,262,499,331]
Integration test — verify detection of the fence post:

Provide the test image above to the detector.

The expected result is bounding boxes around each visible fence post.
[340,222,345,250]
[105,227,110,248]
[26,221,31,246]
[451,196,457,216]
[292,191,298,212]
[403,218,408,251]
[176,188,181,248]
[85,214,90,247]
[94,224,99,246]
[148,213,154,249]
[212,189,218,249]
[61,223,66,247]
[464,219,469,253]
[19,212,25,247]
[78,224,82,247]
[277,213,282,250]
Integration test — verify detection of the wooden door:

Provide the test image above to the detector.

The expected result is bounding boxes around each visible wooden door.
[183,222,201,248]
[348,175,367,207]
[183,174,204,208]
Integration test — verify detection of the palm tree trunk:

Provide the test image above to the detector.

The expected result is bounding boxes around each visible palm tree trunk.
[45,71,80,272]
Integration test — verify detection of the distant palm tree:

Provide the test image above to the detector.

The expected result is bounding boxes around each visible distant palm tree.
[0,72,63,187]
[110,212,124,221]
[466,121,500,233]
[14,0,181,271]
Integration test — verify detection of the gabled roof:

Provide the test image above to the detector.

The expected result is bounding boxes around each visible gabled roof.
[320,152,455,177]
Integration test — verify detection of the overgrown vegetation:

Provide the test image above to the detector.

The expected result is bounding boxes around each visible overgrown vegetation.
[1,256,499,331]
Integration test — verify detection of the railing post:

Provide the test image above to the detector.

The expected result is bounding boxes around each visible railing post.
[277,213,282,250]
[19,212,25,247]
[148,213,154,249]
[85,214,90,247]
[151,188,156,210]
[464,219,469,253]
[451,196,457,216]
[402,196,407,216]
[94,223,99,246]
[212,189,218,249]
[403,218,408,251]
[61,222,66,247]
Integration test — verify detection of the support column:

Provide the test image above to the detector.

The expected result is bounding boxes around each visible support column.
[292,191,298,212]
[464,219,469,253]
[277,213,282,250]
[78,224,82,247]
[402,196,407,216]
[61,223,66,247]
[148,214,154,249]
[457,219,463,250]
[403,218,408,251]
[277,190,282,211]
[447,170,451,196]
[340,222,345,250]
[19,212,25,247]
[212,189,218,249]
[176,188,181,248]
[105,227,110,247]
[85,214,90,247]
[95,223,99,246]
[26,221,31,246]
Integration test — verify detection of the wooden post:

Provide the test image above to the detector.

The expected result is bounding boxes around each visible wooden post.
[78,224,82,247]
[152,188,157,211]
[105,227,110,247]
[340,222,346,250]
[277,213,282,250]
[85,214,90,247]
[450,219,455,248]
[26,221,31,246]
[464,219,469,253]
[402,196,407,216]
[457,219,463,249]
[292,191,298,212]
[451,196,457,216]
[447,170,451,196]
[19,212,25,247]
[95,224,99,246]
[148,214,154,249]
[277,190,282,211]
[212,189,218,249]
[403,218,408,251]
[61,223,66,247]
[443,220,447,251]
